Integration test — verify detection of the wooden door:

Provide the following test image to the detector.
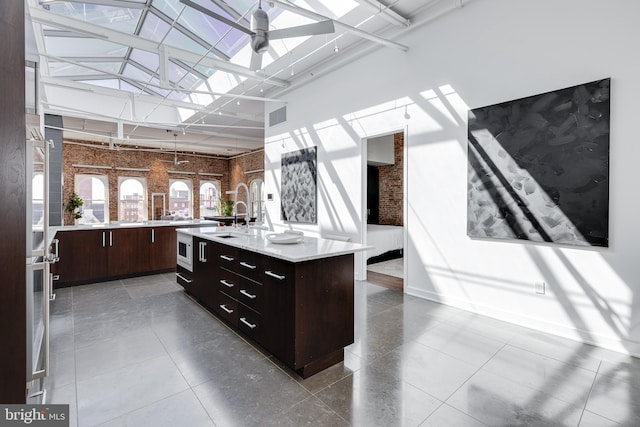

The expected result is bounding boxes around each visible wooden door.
[53,229,108,284]
[148,226,177,271]
[107,228,149,276]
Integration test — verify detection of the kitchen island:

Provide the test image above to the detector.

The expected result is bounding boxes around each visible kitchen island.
[175,227,369,378]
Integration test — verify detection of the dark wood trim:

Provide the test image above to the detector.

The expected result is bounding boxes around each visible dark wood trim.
[0,0,27,403]
[366,271,403,292]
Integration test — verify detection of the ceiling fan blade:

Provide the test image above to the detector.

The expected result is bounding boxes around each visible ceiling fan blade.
[269,20,335,40]
[179,0,253,35]
[249,50,263,71]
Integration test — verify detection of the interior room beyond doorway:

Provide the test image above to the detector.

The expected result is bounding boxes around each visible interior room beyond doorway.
[365,131,405,291]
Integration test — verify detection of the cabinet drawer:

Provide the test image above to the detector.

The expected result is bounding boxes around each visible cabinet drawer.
[235,249,261,281]
[238,304,264,344]
[214,243,238,271]
[218,268,239,298]
[176,266,194,291]
[237,276,263,314]
[216,291,238,326]
[261,257,294,284]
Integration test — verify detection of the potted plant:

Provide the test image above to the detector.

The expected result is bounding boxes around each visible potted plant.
[218,196,234,217]
[65,191,84,221]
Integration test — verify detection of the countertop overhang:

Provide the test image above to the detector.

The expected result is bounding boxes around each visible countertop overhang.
[177,227,371,263]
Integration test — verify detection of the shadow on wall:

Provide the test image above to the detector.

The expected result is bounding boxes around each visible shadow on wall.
[266,79,638,424]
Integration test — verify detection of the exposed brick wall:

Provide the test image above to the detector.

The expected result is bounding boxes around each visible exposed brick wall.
[62,140,230,224]
[228,149,264,208]
[378,132,404,226]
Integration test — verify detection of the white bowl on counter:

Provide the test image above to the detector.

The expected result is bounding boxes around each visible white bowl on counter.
[266,233,304,244]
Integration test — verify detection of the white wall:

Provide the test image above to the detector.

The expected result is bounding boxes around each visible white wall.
[265,0,640,355]
[367,134,395,165]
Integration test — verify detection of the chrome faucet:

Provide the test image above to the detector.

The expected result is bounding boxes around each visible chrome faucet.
[231,182,251,227]
[233,200,249,228]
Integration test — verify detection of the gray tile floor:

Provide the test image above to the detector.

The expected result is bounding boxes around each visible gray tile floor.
[46,273,640,427]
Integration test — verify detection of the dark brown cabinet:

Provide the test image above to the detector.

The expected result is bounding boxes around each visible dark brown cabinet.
[148,226,177,271]
[108,228,149,277]
[53,226,179,287]
[53,229,108,284]
[177,238,355,378]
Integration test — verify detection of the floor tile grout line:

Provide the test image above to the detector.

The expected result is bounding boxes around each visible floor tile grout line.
[140,325,218,427]
[577,359,602,427]
[70,286,80,427]
[435,341,510,426]
[504,337,602,374]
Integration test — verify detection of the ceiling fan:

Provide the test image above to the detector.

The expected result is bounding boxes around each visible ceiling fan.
[161,132,189,165]
[179,0,335,70]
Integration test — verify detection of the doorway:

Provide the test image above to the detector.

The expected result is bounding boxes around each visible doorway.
[364,131,405,291]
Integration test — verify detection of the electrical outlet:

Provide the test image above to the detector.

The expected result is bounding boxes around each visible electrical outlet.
[534,281,545,295]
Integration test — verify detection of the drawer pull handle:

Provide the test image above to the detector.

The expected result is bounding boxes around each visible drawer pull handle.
[240,317,257,329]
[220,304,233,314]
[176,273,193,283]
[220,255,234,261]
[265,271,285,280]
[240,262,257,270]
[240,289,257,299]
[220,279,234,288]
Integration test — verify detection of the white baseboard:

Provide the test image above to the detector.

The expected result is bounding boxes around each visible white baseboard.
[405,285,640,359]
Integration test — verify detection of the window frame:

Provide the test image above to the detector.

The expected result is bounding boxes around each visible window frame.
[74,173,109,224]
[118,176,148,222]
[169,178,193,219]
[199,179,221,218]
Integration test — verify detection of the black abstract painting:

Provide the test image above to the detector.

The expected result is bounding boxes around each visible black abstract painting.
[467,78,610,247]
[281,147,317,223]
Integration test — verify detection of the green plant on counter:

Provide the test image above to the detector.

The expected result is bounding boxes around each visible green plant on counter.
[219,196,234,216]
[65,191,84,220]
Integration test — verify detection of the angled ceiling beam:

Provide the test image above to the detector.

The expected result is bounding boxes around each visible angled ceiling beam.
[40,77,269,125]
[39,0,146,8]
[355,0,411,27]
[41,54,285,103]
[28,6,289,87]
[42,102,264,143]
[269,0,409,51]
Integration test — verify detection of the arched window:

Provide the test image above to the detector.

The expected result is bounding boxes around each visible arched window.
[75,174,109,224]
[199,180,220,218]
[169,179,192,218]
[249,178,265,222]
[119,177,147,222]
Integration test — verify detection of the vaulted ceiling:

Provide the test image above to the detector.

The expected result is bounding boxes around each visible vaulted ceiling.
[25,0,445,155]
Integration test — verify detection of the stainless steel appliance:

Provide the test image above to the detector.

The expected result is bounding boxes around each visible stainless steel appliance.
[177,232,193,271]
[25,135,56,403]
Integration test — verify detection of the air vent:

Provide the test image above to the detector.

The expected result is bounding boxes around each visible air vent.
[269,106,287,127]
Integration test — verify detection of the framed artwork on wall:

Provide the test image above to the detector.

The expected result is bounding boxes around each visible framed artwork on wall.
[467,78,610,247]
[281,147,317,223]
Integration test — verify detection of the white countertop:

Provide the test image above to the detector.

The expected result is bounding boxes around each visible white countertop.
[177,227,371,263]
[53,219,218,232]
